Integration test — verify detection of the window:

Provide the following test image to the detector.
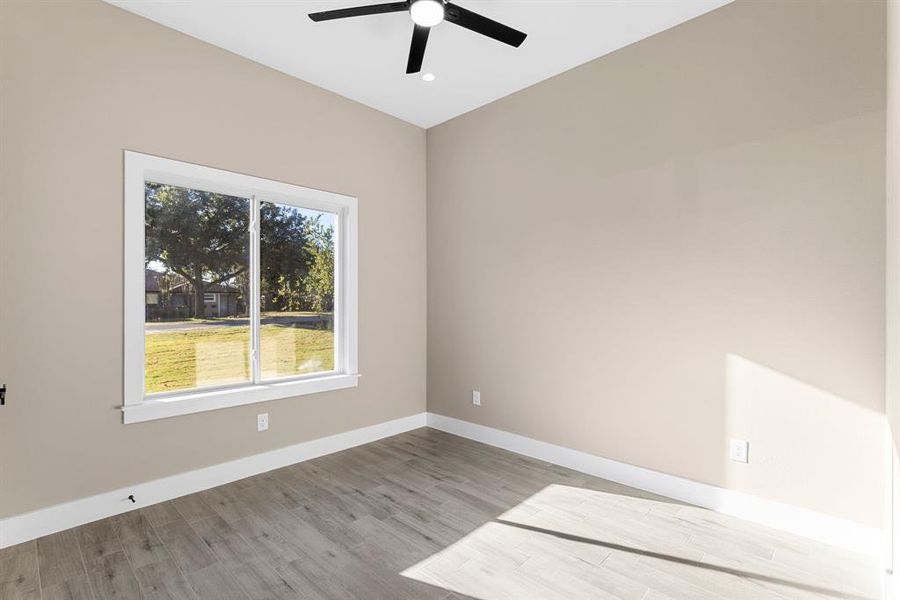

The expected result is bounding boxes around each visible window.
[124,151,358,423]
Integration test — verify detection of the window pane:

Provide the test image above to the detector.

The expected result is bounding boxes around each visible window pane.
[144,182,250,394]
[260,201,336,380]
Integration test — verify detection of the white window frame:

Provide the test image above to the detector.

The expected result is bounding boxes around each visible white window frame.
[123,151,358,424]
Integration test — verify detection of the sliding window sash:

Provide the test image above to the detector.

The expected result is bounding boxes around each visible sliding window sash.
[250,195,261,384]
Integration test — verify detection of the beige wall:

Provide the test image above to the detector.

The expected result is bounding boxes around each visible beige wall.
[886,0,899,576]
[427,0,886,527]
[0,0,426,518]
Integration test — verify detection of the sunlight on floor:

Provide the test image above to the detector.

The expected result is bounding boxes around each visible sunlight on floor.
[401,484,880,600]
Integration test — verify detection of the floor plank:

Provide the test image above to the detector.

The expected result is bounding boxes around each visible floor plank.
[40,574,95,600]
[184,562,247,600]
[0,540,40,599]
[84,551,141,599]
[37,529,87,589]
[113,510,173,570]
[78,518,123,563]
[153,520,217,575]
[133,558,197,600]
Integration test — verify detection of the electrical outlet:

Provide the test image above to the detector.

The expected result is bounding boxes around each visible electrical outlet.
[257,413,269,432]
[472,390,481,406]
[729,439,749,463]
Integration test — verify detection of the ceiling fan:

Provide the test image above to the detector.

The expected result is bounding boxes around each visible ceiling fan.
[308,0,527,74]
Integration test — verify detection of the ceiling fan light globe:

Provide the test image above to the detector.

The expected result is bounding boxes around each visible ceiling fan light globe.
[410,0,444,27]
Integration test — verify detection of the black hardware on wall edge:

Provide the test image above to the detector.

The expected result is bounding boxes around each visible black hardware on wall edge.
[0,384,5,406]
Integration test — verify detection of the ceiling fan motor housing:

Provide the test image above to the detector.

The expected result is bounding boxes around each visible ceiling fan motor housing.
[410,0,445,27]
[308,0,527,74]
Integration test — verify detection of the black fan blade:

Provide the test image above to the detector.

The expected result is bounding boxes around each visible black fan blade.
[309,2,408,22]
[406,24,430,74]
[444,2,526,47]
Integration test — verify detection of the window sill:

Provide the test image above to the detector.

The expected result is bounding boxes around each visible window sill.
[122,373,359,424]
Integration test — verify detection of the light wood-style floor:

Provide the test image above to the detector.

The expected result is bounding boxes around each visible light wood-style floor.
[0,428,880,600]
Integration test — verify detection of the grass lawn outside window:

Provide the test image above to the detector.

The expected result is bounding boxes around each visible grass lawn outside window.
[145,322,335,394]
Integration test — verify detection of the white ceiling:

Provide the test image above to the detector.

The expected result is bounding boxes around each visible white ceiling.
[106,0,732,128]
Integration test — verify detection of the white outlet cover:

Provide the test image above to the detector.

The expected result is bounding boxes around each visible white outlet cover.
[472,390,481,406]
[729,439,749,463]
[257,413,269,432]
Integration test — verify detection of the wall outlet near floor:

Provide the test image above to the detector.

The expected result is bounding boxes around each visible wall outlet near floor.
[472,390,481,406]
[729,438,749,463]
[257,413,269,432]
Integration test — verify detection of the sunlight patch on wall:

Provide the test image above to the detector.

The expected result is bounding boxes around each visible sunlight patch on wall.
[725,353,883,525]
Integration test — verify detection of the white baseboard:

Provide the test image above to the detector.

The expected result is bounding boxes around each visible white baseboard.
[0,410,882,560]
[426,412,882,558]
[0,412,427,549]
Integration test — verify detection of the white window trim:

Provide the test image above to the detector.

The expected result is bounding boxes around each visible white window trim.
[123,151,358,424]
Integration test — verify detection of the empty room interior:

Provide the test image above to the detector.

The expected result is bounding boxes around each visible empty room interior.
[1,0,899,598]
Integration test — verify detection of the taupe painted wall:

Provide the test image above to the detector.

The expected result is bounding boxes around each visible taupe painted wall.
[886,0,899,574]
[427,0,886,526]
[0,0,426,518]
